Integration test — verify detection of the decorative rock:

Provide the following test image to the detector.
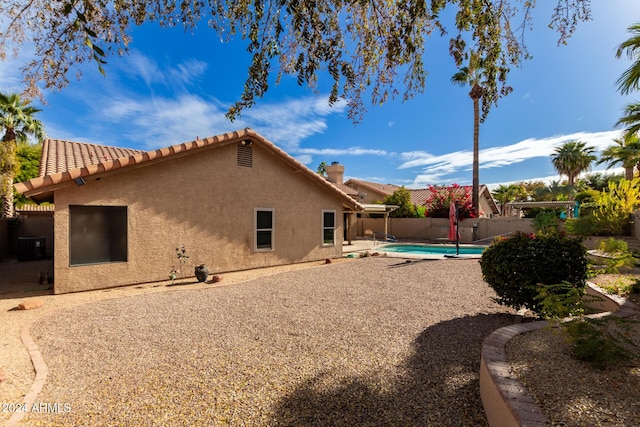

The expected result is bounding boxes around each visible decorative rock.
[18,299,44,310]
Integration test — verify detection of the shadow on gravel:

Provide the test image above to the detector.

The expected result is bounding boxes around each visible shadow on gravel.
[386,259,439,268]
[270,313,516,426]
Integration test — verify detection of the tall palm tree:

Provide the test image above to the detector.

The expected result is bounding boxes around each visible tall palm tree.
[452,51,486,215]
[616,22,640,95]
[597,134,640,180]
[551,140,597,188]
[0,92,45,218]
[616,102,640,140]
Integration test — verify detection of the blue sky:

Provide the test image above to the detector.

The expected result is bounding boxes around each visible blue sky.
[2,1,640,189]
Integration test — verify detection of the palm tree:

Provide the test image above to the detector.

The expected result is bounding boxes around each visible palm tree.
[616,22,640,95]
[492,183,527,216]
[452,51,486,215]
[551,140,597,188]
[316,161,329,176]
[0,93,45,218]
[597,134,640,180]
[616,102,640,140]
[492,184,513,216]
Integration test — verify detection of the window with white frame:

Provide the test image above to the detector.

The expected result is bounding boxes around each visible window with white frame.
[255,208,274,251]
[322,210,336,245]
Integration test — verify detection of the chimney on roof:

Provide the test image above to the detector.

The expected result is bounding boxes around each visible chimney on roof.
[326,162,344,184]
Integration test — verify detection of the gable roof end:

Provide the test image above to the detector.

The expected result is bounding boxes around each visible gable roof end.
[15,129,363,211]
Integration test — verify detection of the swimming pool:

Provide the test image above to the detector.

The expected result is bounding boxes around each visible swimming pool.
[377,243,486,258]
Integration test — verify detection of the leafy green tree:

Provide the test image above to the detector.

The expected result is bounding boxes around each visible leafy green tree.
[551,140,597,187]
[597,135,640,180]
[15,141,43,206]
[592,178,640,235]
[579,173,624,192]
[0,93,45,218]
[382,187,418,218]
[451,52,493,214]
[0,1,591,121]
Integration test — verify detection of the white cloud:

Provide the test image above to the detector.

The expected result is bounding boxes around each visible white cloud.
[294,154,313,165]
[239,97,347,151]
[296,147,388,156]
[44,49,347,150]
[401,130,624,186]
[125,51,165,86]
[86,92,345,151]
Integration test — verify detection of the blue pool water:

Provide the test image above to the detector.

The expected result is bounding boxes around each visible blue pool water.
[379,244,486,256]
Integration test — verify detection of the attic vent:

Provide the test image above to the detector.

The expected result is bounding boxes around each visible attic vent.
[237,144,253,167]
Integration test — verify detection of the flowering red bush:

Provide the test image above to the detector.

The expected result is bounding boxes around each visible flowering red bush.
[423,184,477,219]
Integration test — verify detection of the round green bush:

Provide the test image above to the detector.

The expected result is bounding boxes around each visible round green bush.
[479,231,588,313]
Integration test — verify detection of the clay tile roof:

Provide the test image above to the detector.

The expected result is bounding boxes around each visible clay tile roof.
[344,179,399,196]
[328,181,359,197]
[39,139,145,177]
[407,188,432,206]
[16,129,363,211]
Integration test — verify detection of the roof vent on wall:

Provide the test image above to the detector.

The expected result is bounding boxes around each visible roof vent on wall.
[237,144,253,167]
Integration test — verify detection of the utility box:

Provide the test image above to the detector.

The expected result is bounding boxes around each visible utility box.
[18,236,46,262]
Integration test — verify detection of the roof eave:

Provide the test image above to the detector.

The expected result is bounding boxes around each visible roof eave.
[16,128,364,211]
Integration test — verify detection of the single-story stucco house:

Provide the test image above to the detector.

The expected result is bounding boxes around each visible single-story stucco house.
[15,129,362,294]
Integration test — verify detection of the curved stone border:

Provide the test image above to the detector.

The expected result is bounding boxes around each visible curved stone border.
[480,283,639,427]
[6,319,49,427]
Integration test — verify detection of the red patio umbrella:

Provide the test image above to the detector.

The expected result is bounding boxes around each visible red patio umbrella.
[448,202,459,242]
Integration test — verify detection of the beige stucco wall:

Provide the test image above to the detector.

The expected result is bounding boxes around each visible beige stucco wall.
[478,196,496,218]
[356,217,535,243]
[52,142,345,293]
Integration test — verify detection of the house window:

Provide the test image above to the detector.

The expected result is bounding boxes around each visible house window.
[322,210,336,245]
[69,206,128,266]
[255,208,274,251]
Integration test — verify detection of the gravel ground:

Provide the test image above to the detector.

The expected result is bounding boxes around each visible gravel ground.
[18,257,517,426]
[506,284,640,427]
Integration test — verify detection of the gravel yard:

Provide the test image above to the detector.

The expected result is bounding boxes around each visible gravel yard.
[19,257,517,426]
[506,286,640,427]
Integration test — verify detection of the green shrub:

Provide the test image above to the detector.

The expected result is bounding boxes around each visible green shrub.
[595,238,636,274]
[534,282,586,319]
[532,210,559,234]
[592,178,640,236]
[480,231,588,313]
[564,318,638,370]
[598,237,629,254]
[564,215,597,237]
[535,281,638,370]
[599,277,640,296]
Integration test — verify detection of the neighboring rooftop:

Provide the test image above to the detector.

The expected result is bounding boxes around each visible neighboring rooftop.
[344,179,400,197]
